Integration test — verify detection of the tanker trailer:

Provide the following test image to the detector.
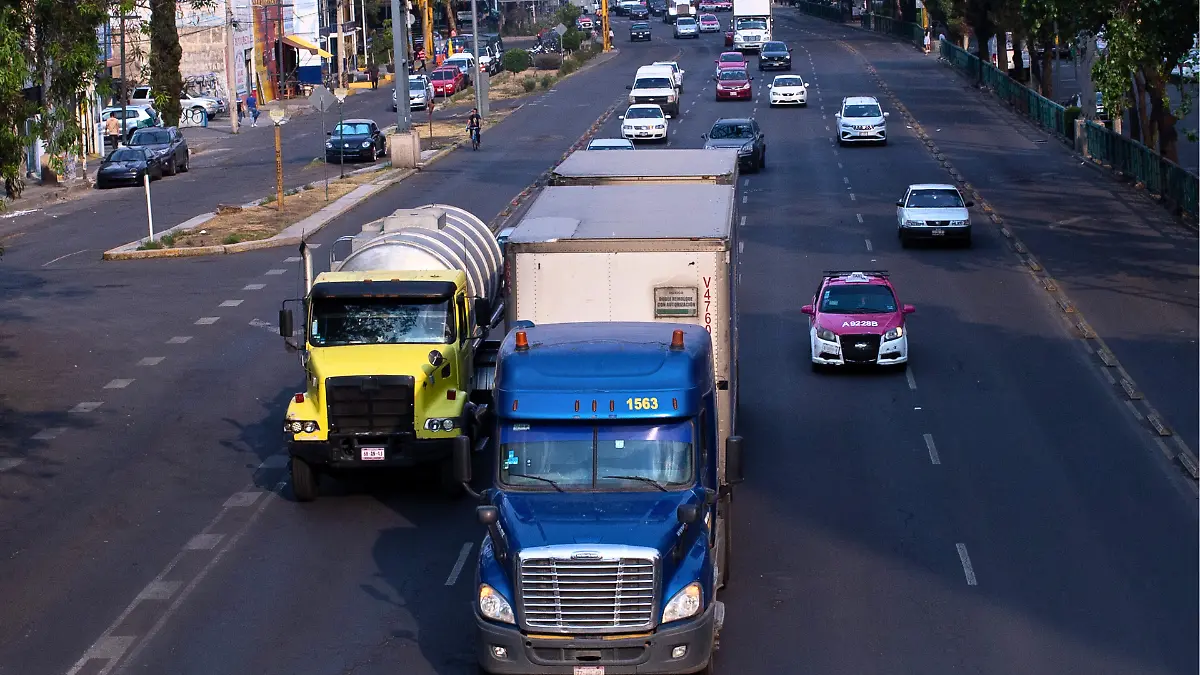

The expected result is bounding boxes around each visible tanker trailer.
[278,204,504,501]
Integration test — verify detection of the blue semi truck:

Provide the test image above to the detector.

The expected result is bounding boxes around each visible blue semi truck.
[452,322,744,675]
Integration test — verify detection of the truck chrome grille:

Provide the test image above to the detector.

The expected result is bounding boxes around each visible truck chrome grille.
[325,375,415,434]
[520,555,657,632]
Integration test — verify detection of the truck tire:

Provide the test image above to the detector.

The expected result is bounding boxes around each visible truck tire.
[290,457,319,502]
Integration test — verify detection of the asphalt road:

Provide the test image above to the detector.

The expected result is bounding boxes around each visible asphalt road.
[0,11,1195,675]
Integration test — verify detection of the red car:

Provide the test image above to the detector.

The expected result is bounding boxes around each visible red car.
[724,29,735,46]
[430,66,464,96]
[802,270,914,370]
[713,51,748,79]
[714,0,732,9]
[715,68,752,100]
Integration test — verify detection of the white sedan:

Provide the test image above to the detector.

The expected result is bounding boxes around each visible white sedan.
[619,104,669,142]
[896,183,974,247]
[768,74,808,106]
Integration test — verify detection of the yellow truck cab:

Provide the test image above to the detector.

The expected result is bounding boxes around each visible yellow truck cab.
[279,205,504,501]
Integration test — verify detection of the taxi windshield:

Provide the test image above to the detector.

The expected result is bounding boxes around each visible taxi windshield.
[906,189,964,208]
[820,284,897,314]
[499,420,695,491]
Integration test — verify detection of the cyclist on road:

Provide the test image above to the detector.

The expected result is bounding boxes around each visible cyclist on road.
[466,107,482,147]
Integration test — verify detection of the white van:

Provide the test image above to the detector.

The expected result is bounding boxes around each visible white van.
[626,64,679,117]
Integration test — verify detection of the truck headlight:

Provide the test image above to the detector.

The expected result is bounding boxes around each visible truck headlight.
[424,417,458,432]
[816,327,837,343]
[662,581,702,623]
[286,421,320,433]
[479,584,515,624]
[883,326,904,341]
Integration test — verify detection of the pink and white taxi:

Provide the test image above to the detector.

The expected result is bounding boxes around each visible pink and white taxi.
[802,270,914,370]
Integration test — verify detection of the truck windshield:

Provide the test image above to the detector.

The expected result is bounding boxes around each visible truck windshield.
[309,297,453,346]
[735,18,766,29]
[499,420,694,491]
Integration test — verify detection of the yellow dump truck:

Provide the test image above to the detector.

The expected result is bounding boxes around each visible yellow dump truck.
[278,204,504,501]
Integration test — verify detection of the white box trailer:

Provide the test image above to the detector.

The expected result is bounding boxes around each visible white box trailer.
[550,148,739,186]
[504,183,741,483]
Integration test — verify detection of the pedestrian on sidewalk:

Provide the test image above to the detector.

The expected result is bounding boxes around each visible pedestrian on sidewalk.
[369,62,379,89]
[104,113,121,152]
[247,92,260,126]
[923,29,931,54]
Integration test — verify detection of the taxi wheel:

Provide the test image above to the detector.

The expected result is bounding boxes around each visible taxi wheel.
[290,457,319,502]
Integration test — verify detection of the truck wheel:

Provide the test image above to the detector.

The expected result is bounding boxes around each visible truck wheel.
[290,458,319,502]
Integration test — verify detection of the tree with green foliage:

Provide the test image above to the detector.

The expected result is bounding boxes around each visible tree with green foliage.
[147,0,184,127]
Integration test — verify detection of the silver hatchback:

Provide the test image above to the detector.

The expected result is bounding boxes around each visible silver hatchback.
[674,17,699,38]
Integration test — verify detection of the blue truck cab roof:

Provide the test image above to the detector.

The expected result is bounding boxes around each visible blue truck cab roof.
[495,322,713,421]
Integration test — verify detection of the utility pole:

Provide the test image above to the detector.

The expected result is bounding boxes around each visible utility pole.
[225,0,240,133]
[113,11,139,146]
[360,0,369,65]
[337,0,347,86]
[392,0,411,131]
[470,0,487,115]
[601,0,610,52]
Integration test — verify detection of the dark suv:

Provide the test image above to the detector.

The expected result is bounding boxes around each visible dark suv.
[630,21,652,41]
[758,41,792,70]
[127,126,190,175]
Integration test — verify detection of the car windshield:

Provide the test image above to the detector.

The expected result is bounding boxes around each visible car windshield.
[701,14,716,20]
[309,296,452,346]
[632,22,650,29]
[409,79,426,91]
[719,54,743,63]
[677,18,695,24]
[130,130,170,145]
[590,142,634,149]
[906,189,964,208]
[819,284,897,314]
[763,42,786,51]
[718,70,748,81]
[333,123,371,136]
[634,77,673,89]
[107,148,147,162]
[843,104,882,117]
[431,70,455,80]
[774,76,804,86]
[626,107,663,119]
[709,122,753,138]
[499,420,695,491]
[735,18,766,29]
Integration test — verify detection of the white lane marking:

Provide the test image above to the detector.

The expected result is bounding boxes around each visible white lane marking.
[956,543,978,585]
[743,178,749,187]
[66,635,136,674]
[837,162,842,169]
[1123,400,1145,422]
[223,491,263,508]
[843,177,849,184]
[864,239,873,252]
[166,336,192,344]
[739,216,747,228]
[243,283,266,291]
[905,368,917,390]
[284,256,302,262]
[31,427,67,441]
[823,114,827,119]
[825,125,830,131]
[264,269,287,275]
[219,299,244,307]
[70,402,104,413]
[185,533,225,550]
[849,193,856,201]
[195,317,220,325]
[0,458,25,472]
[1102,368,1116,385]
[258,454,289,470]
[444,542,474,586]
[923,433,941,465]
[249,318,276,334]
[42,249,90,267]
[856,213,863,223]
[738,240,744,253]
[742,195,748,204]
[137,357,165,366]
[104,379,134,389]
[136,581,183,601]
[76,481,283,675]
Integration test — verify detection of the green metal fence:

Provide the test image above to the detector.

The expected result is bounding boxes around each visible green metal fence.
[1084,122,1199,216]
[939,39,1071,138]
[866,14,924,47]
[793,1,845,23]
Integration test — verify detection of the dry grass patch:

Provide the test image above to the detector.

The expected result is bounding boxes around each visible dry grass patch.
[417,109,514,150]
[443,71,540,106]
[159,169,388,249]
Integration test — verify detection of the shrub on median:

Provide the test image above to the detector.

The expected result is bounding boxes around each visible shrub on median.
[503,48,533,73]
[540,74,555,89]
[522,75,537,92]
[534,53,564,70]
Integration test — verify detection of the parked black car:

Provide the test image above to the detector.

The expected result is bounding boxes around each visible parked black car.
[95,147,165,188]
[630,21,652,41]
[325,118,388,163]
[127,126,190,174]
[758,41,792,70]
[629,4,649,18]
[701,117,767,172]
[648,0,667,15]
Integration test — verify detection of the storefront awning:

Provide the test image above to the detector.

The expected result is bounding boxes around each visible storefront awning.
[282,34,333,59]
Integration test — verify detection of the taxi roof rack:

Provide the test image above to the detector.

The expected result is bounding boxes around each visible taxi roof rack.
[822,269,889,278]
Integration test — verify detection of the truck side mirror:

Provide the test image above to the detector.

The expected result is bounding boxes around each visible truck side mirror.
[454,434,473,484]
[473,297,489,325]
[800,304,814,315]
[896,199,904,207]
[726,435,744,484]
[677,503,700,524]
[279,308,293,337]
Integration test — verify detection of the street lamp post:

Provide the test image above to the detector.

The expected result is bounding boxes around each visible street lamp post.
[269,108,288,209]
[334,87,349,177]
[470,0,487,116]
[392,0,411,131]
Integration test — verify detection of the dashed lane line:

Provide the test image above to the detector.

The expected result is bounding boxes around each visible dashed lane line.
[69,402,104,413]
[956,543,978,586]
[137,357,165,367]
[166,336,192,344]
[31,427,67,441]
[905,368,917,391]
[243,284,266,291]
[219,300,244,307]
[0,458,25,472]
[856,213,863,223]
[103,379,134,389]
[444,542,474,586]
[264,269,287,275]
[923,433,941,465]
[864,238,872,252]
[194,317,220,325]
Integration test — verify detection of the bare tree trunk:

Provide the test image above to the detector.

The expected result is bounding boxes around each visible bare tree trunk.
[1039,38,1054,98]
[996,32,1009,72]
[1130,70,1149,144]
[445,0,457,34]
[1145,70,1179,162]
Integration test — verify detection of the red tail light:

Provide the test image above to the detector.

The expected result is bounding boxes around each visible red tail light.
[294,393,305,403]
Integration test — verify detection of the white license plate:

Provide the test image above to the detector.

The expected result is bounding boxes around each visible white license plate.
[361,447,386,460]
[637,132,652,137]
[931,228,945,236]
[857,131,871,136]
[574,668,604,675]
